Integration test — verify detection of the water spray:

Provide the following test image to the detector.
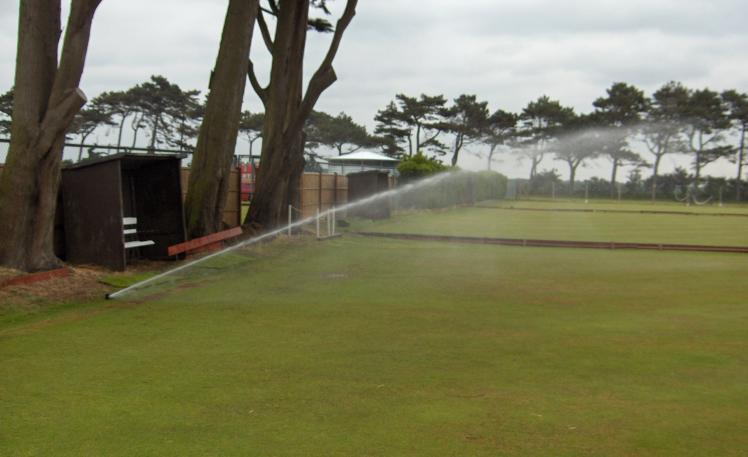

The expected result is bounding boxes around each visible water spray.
[107,170,460,300]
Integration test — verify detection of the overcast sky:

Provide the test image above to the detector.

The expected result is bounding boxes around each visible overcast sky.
[2,0,748,180]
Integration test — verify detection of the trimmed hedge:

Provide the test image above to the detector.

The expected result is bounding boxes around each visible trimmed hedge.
[396,170,508,210]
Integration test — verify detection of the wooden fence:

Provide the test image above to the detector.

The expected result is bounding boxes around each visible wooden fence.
[181,168,242,228]
[300,172,349,220]
[0,166,391,226]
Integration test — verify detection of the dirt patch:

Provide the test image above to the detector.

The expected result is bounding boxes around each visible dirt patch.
[0,267,25,284]
[0,260,171,313]
[0,266,113,310]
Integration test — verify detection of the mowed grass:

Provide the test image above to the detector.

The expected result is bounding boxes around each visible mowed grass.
[2,206,748,456]
[481,197,748,214]
[372,203,748,247]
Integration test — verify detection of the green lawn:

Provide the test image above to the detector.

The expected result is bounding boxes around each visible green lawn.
[481,197,748,214]
[374,204,748,247]
[2,204,748,456]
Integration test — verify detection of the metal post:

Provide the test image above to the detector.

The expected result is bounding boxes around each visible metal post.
[585,182,589,204]
[316,209,320,239]
[288,205,292,236]
[332,207,336,235]
[327,212,331,236]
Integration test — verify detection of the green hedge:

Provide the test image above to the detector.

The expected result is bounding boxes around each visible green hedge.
[395,170,508,210]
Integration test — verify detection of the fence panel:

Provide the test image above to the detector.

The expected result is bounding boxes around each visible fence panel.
[300,172,348,220]
[181,168,242,228]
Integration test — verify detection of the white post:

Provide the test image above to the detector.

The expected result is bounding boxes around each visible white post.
[316,209,320,239]
[551,182,555,200]
[288,205,292,236]
[618,185,621,204]
[585,182,589,204]
[327,212,331,236]
[332,207,336,235]
[719,186,723,207]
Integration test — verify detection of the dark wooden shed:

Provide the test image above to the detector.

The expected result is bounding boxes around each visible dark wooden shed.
[346,170,391,220]
[60,153,187,271]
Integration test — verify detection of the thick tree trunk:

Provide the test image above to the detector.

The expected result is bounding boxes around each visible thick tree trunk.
[0,0,100,272]
[245,0,357,230]
[245,0,308,230]
[183,0,258,239]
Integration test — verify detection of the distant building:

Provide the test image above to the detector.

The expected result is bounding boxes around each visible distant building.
[326,151,401,176]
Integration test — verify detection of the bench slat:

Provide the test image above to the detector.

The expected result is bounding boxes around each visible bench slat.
[125,240,155,249]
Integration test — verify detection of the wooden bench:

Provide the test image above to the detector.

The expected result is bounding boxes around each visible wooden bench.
[123,217,155,249]
[168,227,243,257]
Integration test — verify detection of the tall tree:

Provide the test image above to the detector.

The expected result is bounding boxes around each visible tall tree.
[680,88,733,183]
[553,114,603,196]
[0,0,103,272]
[641,81,689,191]
[244,0,357,230]
[130,75,198,152]
[374,94,447,157]
[305,110,370,155]
[183,0,259,239]
[721,89,748,201]
[372,101,409,157]
[238,110,265,157]
[482,109,518,171]
[439,94,489,167]
[96,89,139,152]
[515,95,574,181]
[593,82,648,195]
[168,92,204,152]
[0,87,13,136]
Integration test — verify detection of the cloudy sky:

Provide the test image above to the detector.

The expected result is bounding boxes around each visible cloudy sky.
[2,0,747,180]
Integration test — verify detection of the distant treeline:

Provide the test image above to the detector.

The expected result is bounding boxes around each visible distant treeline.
[1,80,747,201]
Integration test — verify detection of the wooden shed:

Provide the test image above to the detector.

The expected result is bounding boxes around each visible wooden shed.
[346,170,391,220]
[60,153,187,271]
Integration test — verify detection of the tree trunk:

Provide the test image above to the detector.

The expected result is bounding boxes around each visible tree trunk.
[652,155,661,189]
[568,162,577,197]
[610,159,618,197]
[148,113,161,153]
[116,114,126,151]
[487,143,497,171]
[737,125,745,202]
[244,0,357,230]
[0,0,101,272]
[451,133,463,167]
[183,0,258,239]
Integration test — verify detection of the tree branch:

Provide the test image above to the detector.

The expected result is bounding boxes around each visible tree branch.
[34,88,88,160]
[291,0,357,137]
[247,60,268,106]
[257,9,275,55]
[267,0,280,15]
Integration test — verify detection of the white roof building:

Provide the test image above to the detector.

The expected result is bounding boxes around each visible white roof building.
[326,151,401,176]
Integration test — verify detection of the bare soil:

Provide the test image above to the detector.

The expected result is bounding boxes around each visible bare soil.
[0,260,170,312]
